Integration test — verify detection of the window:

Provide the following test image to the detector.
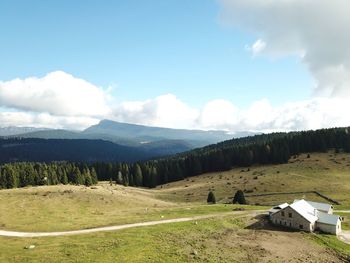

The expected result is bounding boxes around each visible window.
[284,221,287,226]
[280,220,282,225]
[289,213,292,218]
[281,211,285,217]
[299,224,303,229]
[289,222,292,227]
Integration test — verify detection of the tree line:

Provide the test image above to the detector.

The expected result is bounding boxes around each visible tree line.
[0,162,98,189]
[1,127,350,189]
[90,127,350,188]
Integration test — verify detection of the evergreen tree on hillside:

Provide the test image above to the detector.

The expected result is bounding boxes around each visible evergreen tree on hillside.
[82,167,92,186]
[73,167,84,185]
[149,166,157,188]
[3,166,17,189]
[233,190,246,205]
[207,191,216,204]
[133,163,143,186]
[121,164,129,186]
[84,173,93,186]
[90,167,98,184]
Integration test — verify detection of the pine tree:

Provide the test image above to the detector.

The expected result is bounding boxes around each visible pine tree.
[90,167,98,184]
[3,166,18,189]
[233,190,246,204]
[207,191,216,204]
[149,166,157,188]
[133,164,143,186]
[73,167,84,185]
[116,171,123,185]
[85,173,93,186]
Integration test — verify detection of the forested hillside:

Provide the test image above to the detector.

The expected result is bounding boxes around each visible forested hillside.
[0,138,150,163]
[93,127,350,188]
[0,162,98,189]
[1,127,350,189]
[9,119,239,155]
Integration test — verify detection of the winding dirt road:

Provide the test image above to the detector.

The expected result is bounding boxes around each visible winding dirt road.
[0,211,246,238]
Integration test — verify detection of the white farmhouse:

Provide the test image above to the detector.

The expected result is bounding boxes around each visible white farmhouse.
[269,199,341,235]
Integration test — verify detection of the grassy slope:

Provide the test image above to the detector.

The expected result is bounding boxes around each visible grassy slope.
[0,152,350,262]
[0,182,265,232]
[156,152,350,208]
[0,215,344,263]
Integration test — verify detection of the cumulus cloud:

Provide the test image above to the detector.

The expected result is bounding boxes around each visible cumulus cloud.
[0,111,99,130]
[219,0,350,97]
[111,95,350,133]
[112,94,199,129]
[1,71,349,133]
[0,71,110,130]
[197,97,350,133]
[197,99,238,130]
[0,71,111,117]
[247,39,267,56]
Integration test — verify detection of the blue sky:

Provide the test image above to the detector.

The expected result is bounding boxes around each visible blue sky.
[0,0,312,107]
[0,0,349,131]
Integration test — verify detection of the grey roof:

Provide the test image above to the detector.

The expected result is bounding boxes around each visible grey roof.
[290,200,318,223]
[317,212,340,226]
[304,200,332,213]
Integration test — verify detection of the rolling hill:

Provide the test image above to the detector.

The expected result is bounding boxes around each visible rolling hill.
[0,138,150,163]
[83,119,234,147]
[0,126,47,136]
[3,119,245,157]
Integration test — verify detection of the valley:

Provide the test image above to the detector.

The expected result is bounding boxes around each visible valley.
[0,152,350,262]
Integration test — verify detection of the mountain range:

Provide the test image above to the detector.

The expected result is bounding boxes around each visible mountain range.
[0,120,254,163]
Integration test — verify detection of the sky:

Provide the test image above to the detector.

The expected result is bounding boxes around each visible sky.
[0,0,349,132]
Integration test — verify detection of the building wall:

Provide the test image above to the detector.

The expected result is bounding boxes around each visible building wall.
[329,207,334,214]
[270,206,314,232]
[316,221,341,235]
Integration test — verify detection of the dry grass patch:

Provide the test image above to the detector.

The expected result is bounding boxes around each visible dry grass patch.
[0,213,344,263]
[0,183,179,232]
[155,152,350,208]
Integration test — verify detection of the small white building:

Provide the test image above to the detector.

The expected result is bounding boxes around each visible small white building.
[269,199,341,235]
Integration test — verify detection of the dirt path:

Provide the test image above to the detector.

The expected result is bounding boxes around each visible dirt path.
[0,211,251,238]
[338,231,350,245]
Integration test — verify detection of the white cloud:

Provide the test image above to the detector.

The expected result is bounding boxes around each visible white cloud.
[0,111,99,130]
[197,99,238,130]
[195,97,350,133]
[112,95,350,133]
[112,94,199,129]
[0,71,349,133]
[0,71,111,117]
[219,0,350,97]
[250,39,266,55]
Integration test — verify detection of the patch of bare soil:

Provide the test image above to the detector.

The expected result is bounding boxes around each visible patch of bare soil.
[238,215,345,263]
[174,215,344,263]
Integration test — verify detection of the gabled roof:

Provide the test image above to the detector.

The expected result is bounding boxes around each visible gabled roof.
[295,200,332,213]
[273,203,289,210]
[290,199,318,223]
[269,203,289,215]
[317,212,340,226]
